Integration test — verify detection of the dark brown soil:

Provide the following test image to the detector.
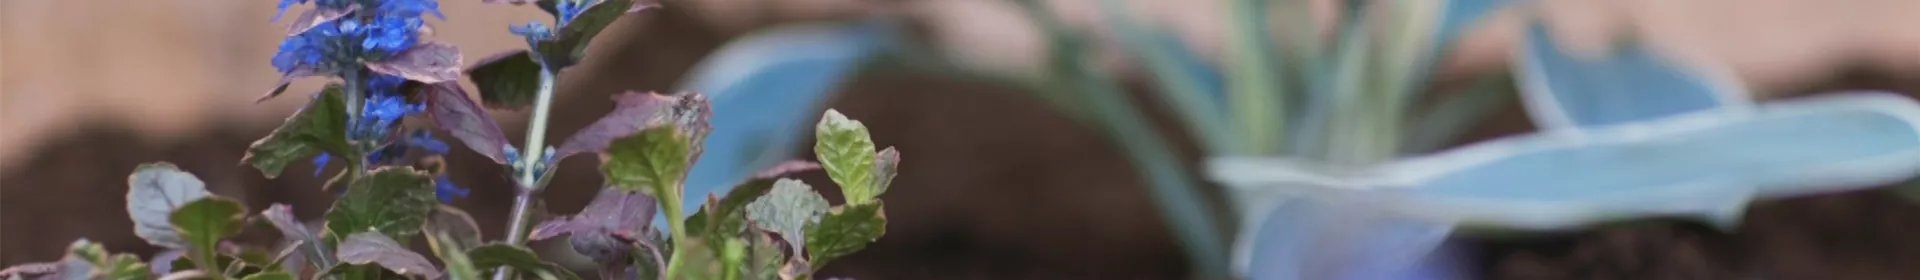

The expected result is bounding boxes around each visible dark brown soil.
[8,7,1920,280]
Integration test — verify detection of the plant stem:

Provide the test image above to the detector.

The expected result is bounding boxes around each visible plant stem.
[494,67,559,280]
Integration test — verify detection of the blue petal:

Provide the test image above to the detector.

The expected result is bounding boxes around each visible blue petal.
[1515,21,1748,129]
[675,19,897,229]
[311,153,333,177]
[408,130,451,155]
[434,176,469,203]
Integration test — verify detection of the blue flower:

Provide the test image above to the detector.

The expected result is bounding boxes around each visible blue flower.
[556,0,589,25]
[311,153,333,176]
[376,0,444,20]
[509,21,553,45]
[434,176,470,203]
[353,93,423,141]
[360,16,424,57]
[407,130,451,155]
[271,21,344,73]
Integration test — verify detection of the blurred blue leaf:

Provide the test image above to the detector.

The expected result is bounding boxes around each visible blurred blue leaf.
[1515,21,1748,129]
[1433,0,1517,49]
[1393,92,1920,229]
[676,19,897,224]
[1242,194,1463,280]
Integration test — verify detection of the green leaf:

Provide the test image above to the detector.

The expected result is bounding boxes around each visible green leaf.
[466,244,582,280]
[51,240,150,280]
[533,0,659,69]
[244,84,350,178]
[813,109,880,205]
[426,231,481,280]
[670,238,725,280]
[424,205,484,250]
[803,201,885,269]
[336,232,441,279]
[720,238,746,280]
[602,126,692,195]
[745,179,828,252]
[686,160,816,239]
[96,254,149,280]
[325,167,437,239]
[170,197,248,273]
[464,50,542,109]
[238,271,292,280]
[126,162,212,249]
[746,233,785,280]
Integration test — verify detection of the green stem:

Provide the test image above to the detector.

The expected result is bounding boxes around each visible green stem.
[661,188,687,278]
[494,67,558,280]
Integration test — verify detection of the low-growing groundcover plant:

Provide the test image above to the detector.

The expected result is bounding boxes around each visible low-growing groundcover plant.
[0,1,900,280]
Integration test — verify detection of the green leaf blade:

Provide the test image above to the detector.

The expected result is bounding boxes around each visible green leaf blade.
[243,85,350,178]
[813,109,878,204]
[464,50,543,110]
[802,201,885,270]
[466,244,582,280]
[325,167,437,240]
[745,179,829,251]
[169,197,248,275]
[602,126,692,195]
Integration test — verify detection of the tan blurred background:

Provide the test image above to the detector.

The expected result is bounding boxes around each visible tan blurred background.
[4,0,1920,279]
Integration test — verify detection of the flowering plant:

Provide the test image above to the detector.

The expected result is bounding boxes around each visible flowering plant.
[0,1,900,280]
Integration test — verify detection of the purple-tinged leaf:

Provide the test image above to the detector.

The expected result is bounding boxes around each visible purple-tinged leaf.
[424,205,483,249]
[157,270,209,280]
[424,82,511,163]
[463,50,542,110]
[367,42,463,84]
[259,204,329,271]
[553,92,679,160]
[336,232,441,279]
[529,188,658,268]
[126,162,212,249]
[284,5,356,36]
[0,263,58,279]
[245,85,350,178]
[146,250,184,275]
[466,244,583,280]
[257,67,326,103]
[753,160,822,179]
[873,147,900,195]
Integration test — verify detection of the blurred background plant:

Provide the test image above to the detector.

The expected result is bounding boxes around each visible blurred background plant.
[6,0,1920,279]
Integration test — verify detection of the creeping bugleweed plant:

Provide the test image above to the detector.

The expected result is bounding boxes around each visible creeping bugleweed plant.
[1,1,901,280]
